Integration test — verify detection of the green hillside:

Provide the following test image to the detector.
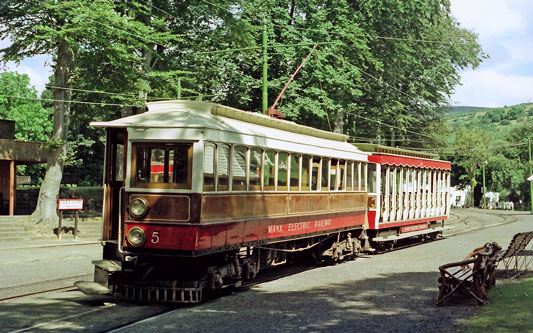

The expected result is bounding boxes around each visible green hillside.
[446,103,533,141]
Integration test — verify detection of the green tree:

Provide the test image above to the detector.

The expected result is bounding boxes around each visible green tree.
[173,0,484,147]
[453,128,492,206]
[0,72,52,141]
[0,0,175,228]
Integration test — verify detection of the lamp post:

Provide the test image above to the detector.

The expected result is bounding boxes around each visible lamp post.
[482,160,487,209]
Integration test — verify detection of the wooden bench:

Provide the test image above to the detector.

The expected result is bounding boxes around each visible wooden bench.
[497,231,533,278]
[436,242,501,306]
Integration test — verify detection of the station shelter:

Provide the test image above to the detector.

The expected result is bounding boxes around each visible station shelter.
[0,120,46,215]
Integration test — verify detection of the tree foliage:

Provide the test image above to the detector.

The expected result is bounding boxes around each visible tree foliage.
[1,1,487,219]
[0,72,52,141]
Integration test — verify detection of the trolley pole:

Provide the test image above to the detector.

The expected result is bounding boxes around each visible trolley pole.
[262,19,268,114]
[177,77,182,99]
[482,160,487,209]
[529,137,533,214]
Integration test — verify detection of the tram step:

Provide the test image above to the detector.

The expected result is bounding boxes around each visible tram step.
[75,281,111,295]
[92,259,122,272]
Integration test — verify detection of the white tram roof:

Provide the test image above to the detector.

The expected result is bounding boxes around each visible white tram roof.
[90,100,369,160]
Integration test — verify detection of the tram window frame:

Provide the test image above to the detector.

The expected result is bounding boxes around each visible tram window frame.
[203,143,216,192]
[321,158,329,191]
[217,144,230,192]
[290,154,300,191]
[354,162,361,190]
[113,144,125,182]
[232,146,248,191]
[249,147,263,191]
[368,163,377,193]
[329,159,338,191]
[263,150,276,191]
[301,156,311,191]
[131,142,193,190]
[346,161,353,191]
[339,160,346,191]
[361,163,367,191]
[277,152,289,191]
[311,157,320,191]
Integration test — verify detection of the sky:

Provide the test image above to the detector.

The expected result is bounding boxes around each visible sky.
[2,0,533,108]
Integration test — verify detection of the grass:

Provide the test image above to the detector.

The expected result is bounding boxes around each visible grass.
[465,278,533,332]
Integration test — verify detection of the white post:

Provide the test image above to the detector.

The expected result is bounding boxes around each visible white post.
[392,167,397,221]
[383,166,390,223]
[397,168,403,221]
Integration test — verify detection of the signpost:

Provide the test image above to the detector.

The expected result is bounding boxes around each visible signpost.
[57,199,84,239]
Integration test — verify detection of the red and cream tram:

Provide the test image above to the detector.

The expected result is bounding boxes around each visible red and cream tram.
[77,100,373,303]
[77,101,452,303]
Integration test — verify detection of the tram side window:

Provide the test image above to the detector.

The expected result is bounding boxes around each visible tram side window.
[290,154,300,191]
[361,163,367,191]
[346,161,353,191]
[232,146,247,191]
[311,157,320,191]
[354,162,360,190]
[301,156,311,191]
[249,148,262,191]
[264,150,276,191]
[329,159,337,190]
[368,163,377,193]
[339,160,346,190]
[278,152,289,191]
[217,145,230,191]
[133,143,192,189]
[114,144,125,181]
[321,158,329,191]
[203,144,215,191]
[172,147,189,185]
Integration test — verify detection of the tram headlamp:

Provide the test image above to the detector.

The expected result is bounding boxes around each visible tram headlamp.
[129,197,148,219]
[127,227,146,247]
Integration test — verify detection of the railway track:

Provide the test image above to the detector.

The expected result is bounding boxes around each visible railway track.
[447,209,521,236]
[0,273,92,303]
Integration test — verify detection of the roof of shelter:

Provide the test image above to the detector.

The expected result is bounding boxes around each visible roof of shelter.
[0,140,47,164]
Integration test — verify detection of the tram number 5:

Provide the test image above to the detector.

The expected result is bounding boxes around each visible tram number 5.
[151,231,160,244]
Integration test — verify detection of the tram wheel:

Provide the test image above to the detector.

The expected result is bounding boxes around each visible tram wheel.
[428,232,438,241]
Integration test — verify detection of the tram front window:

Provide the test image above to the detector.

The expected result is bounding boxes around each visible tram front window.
[133,143,192,189]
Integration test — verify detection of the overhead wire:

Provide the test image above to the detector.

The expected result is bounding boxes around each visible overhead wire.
[0,94,142,108]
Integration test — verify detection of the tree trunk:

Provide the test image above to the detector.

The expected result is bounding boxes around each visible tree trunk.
[333,110,345,134]
[30,38,73,229]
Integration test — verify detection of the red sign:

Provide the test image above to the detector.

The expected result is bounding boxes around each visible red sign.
[58,199,84,210]
[401,223,428,233]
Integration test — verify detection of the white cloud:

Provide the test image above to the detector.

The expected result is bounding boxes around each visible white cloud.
[1,56,52,93]
[450,0,527,38]
[451,69,533,107]
[449,0,533,106]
